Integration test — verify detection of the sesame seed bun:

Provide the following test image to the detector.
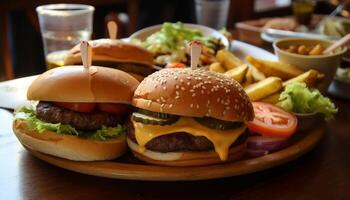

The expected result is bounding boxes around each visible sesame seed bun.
[27,65,139,103]
[64,39,154,67]
[132,68,254,122]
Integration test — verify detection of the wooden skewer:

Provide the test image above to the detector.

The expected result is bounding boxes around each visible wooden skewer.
[80,41,92,69]
[189,41,202,69]
[107,21,118,40]
[323,33,350,55]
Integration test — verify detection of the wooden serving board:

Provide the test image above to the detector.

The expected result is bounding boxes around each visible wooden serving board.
[25,127,323,181]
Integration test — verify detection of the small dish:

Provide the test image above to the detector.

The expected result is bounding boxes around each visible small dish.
[294,112,323,132]
[273,38,347,92]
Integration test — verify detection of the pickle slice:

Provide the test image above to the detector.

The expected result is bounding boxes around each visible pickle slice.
[194,117,243,130]
[137,109,178,120]
[132,112,178,126]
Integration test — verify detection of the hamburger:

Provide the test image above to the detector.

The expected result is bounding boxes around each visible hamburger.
[64,39,157,81]
[127,68,254,166]
[13,65,139,161]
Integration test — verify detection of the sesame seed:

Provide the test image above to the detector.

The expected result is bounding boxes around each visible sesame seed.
[181,87,186,91]
[192,93,196,97]
[169,104,173,108]
[190,104,194,108]
[163,86,166,90]
[196,104,200,109]
[175,85,179,89]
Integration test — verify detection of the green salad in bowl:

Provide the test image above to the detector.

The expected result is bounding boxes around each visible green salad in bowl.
[130,22,229,67]
[277,83,337,131]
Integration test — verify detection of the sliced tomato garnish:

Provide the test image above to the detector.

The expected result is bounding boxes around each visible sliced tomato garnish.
[165,62,186,68]
[97,103,129,114]
[55,102,96,113]
[246,102,297,138]
[200,54,213,65]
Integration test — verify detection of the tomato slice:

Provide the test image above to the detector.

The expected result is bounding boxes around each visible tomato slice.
[246,102,297,138]
[200,54,213,65]
[97,103,129,114]
[165,62,186,68]
[55,102,96,113]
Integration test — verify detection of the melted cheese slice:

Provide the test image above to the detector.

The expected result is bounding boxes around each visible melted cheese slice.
[131,117,246,160]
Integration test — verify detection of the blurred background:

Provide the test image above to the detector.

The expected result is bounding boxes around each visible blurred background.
[0,0,347,80]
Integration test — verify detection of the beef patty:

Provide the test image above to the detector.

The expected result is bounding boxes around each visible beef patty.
[36,102,124,131]
[126,121,247,152]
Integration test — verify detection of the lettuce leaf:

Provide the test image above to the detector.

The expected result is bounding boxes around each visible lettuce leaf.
[277,83,337,120]
[14,106,125,141]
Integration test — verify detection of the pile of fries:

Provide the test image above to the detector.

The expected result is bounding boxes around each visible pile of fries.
[209,50,325,104]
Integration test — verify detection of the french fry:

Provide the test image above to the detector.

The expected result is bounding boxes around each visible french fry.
[242,67,254,87]
[250,65,266,82]
[224,64,248,83]
[245,56,304,80]
[283,69,324,88]
[261,93,281,104]
[209,62,226,73]
[216,49,244,70]
[244,77,283,101]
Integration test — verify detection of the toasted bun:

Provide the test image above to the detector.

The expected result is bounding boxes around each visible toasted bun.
[132,68,254,122]
[127,138,246,166]
[13,119,127,161]
[64,39,154,67]
[27,66,139,103]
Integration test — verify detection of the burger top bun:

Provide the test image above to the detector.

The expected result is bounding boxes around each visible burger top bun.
[132,68,254,122]
[27,66,139,103]
[64,39,154,67]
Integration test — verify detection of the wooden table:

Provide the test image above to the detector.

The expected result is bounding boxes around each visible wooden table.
[1,62,350,200]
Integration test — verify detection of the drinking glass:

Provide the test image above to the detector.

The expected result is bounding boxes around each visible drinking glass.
[36,4,94,69]
[195,0,230,29]
[292,0,316,25]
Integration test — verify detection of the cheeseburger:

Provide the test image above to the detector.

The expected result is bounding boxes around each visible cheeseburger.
[13,66,139,161]
[127,68,254,166]
[64,39,157,81]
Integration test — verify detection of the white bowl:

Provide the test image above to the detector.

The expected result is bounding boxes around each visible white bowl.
[130,23,229,49]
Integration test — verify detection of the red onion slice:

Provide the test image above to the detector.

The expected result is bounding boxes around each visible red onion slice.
[246,135,290,157]
[246,149,269,158]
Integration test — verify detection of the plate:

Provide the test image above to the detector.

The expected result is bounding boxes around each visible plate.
[230,40,276,61]
[25,127,323,181]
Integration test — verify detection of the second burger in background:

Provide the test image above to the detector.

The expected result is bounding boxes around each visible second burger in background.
[127,68,254,166]
[64,39,157,81]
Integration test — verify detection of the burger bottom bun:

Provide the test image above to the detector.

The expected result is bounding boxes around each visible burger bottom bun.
[127,138,246,166]
[13,119,127,161]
